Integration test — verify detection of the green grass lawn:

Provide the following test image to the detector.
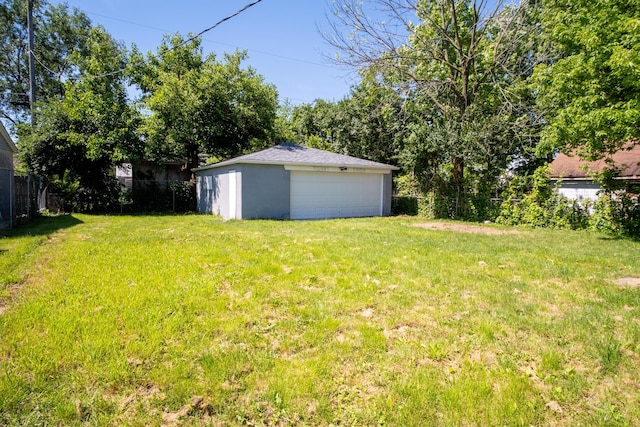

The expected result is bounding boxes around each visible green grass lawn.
[1,214,639,426]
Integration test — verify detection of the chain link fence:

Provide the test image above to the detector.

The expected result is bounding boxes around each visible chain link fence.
[392,195,504,220]
[2,173,194,228]
[0,167,12,229]
[14,175,38,224]
[0,170,38,230]
[122,179,196,213]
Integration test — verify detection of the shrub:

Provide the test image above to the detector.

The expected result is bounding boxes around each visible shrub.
[496,166,590,230]
[393,174,476,219]
[391,196,419,216]
[590,192,640,237]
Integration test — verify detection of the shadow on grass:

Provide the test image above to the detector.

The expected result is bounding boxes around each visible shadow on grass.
[1,214,83,239]
[597,234,640,243]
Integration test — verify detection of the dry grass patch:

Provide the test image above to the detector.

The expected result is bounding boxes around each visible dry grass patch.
[412,221,522,235]
[614,277,640,288]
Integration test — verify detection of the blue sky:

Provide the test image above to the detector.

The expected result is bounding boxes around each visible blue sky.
[49,0,357,105]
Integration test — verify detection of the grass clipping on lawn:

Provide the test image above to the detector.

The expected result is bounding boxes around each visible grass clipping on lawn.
[1,215,639,426]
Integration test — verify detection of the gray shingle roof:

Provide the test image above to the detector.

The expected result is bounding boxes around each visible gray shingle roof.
[193,142,399,171]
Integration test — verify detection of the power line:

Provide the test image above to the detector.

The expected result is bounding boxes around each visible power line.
[30,49,61,77]
[27,0,36,123]
[170,0,264,54]
[36,0,266,83]
[84,10,332,68]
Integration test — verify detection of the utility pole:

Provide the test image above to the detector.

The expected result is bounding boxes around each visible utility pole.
[27,0,36,125]
[27,0,42,212]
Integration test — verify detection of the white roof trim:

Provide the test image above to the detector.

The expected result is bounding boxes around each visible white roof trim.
[284,165,392,174]
[193,159,398,173]
[551,176,639,182]
[550,177,592,181]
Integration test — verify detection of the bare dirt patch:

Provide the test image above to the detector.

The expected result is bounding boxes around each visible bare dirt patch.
[162,396,214,426]
[117,384,165,412]
[412,222,521,235]
[0,283,25,316]
[614,278,640,289]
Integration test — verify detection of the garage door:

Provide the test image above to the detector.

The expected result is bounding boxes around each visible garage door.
[290,171,383,220]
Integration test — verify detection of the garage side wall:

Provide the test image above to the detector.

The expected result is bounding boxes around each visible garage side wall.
[196,166,239,218]
[383,172,393,216]
[241,164,290,219]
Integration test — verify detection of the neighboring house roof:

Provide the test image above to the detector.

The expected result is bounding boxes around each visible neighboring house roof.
[550,143,640,180]
[0,121,17,153]
[193,142,400,172]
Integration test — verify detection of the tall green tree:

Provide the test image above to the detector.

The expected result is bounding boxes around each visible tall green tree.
[18,26,142,209]
[332,78,406,165]
[534,0,640,159]
[131,35,278,171]
[272,100,297,144]
[0,0,92,125]
[289,99,339,150]
[286,80,404,165]
[327,0,543,217]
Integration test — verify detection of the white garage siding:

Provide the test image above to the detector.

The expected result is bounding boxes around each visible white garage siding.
[195,168,242,219]
[290,171,383,220]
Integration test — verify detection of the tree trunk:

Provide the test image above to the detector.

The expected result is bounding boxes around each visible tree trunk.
[452,156,464,217]
[188,146,200,180]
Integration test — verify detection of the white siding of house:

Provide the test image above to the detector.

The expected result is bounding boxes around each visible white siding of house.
[553,180,602,203]
[0,129,16,229]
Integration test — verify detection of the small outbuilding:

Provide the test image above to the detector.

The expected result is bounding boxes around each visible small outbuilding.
[0,122,17,230]
[194,142,399,220]
[550,144,640,202]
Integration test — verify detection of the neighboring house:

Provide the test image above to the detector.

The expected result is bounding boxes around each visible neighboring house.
[114,160,194,212]
[115,163,133,190]
[193,142,399,220]
[550,144,640,203]
[0,122,17,230]
[116,160,192,190]
[133,160,191,185]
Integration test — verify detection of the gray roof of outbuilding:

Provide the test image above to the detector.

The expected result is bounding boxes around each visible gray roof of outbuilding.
[193,142,399,172]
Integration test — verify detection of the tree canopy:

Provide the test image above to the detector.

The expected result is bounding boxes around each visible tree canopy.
[533,0,640,159]
[3,0,278,211]
[287,80,405,166]
[0,0,93,125]
[325,0,543,217]
[130,35,278,171]
[17,26,141,209]
[4,0,638,222]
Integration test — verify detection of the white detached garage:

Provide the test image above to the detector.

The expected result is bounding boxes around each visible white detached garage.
[193,142,398,220]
